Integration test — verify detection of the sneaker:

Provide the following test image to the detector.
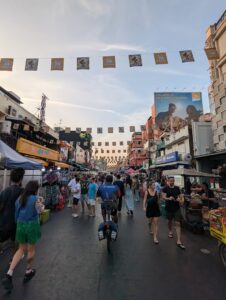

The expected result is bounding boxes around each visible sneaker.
[2,274,13,291]
[72,214,79,218]
[23,269,36,283]
[111,231,117,240]
[67,204,72,208]
[130,210,134,216]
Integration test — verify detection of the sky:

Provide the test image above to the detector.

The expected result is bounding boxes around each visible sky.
[0,0,225,148]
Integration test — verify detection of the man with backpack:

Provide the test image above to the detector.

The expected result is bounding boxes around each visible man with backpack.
[0,168,25,249]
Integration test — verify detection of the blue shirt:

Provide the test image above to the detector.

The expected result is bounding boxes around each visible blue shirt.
[155,182,161,193]
[88,183,97,200]
[15,195,39,223]
[98,184,119,202]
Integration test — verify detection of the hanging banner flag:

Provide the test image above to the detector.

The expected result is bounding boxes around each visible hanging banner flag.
[129,54,142,67]
[103,56,116,68]
[154,52,168,64]
[97,128,103,134]
[65,127,71,133]
[0,58,14,71]
[140,125,146,131]
[13,123,19,130]
[25,58,39,71]
[120,141,124,146]
[23,124,30,131]
[105,142,109,146]
[130,126,135,132]
[119,127,124,133]
[86,128,92,134]
[204,48,219,60]
[77,57,90,70]
[112,142,116,146]
[179,50,194,63]
[98,142,102,146]
[76,128,81,133]
[51,58,64,71]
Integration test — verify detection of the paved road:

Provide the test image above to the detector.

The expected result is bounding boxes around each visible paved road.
[0,201,226,300]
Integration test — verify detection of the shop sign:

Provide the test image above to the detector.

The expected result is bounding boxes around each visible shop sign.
[16,138,59,161]
[155,151,179,165]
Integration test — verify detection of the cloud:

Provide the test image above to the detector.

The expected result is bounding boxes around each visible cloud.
[77,0,114,17]
[101,44,145,52]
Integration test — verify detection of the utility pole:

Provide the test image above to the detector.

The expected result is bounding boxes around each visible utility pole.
[39,93,48,129]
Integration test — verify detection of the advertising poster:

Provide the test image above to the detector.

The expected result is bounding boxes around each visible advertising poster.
[154,92,203,131]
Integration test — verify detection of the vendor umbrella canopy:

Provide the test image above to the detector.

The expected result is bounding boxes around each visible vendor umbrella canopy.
[0,140,42,170]
[126,168,136,174]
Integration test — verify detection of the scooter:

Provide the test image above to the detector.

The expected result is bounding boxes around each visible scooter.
[98,200,118,253]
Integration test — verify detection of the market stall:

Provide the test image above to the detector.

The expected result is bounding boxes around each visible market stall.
[0,140,42,190]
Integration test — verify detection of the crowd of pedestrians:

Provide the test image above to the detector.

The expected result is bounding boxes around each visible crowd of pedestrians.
[0,168,188,292]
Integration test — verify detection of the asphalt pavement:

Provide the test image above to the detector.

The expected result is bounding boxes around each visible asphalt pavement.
[0,200,226,300]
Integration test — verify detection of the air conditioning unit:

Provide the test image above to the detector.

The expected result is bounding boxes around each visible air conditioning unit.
[0,121,12,134]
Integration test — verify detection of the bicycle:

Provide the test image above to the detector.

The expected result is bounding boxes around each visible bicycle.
[98,200,118,253]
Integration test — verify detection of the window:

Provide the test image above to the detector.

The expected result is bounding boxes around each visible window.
[220,96,226,105]
[112,150,115,153]
[118,150,121,153]
[223,126,226,133]
[221,111,226,120]
[107,150,109,153]
[216,107,221,114]
[219,134,224,142]
[217,120,222,128]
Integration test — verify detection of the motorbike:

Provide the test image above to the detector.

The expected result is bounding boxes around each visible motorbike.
[98,200,118,253]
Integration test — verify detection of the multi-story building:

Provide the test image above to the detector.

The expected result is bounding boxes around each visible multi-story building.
[128,132,146,167]
[205,10,226,151]
[0,86,60,167]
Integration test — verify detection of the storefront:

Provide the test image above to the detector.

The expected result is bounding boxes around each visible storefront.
[150,151,191,178]
[16,138,59,167]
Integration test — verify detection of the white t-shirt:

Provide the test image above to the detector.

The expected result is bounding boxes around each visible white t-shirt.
[73,183,81,199]
[68,178,77,191]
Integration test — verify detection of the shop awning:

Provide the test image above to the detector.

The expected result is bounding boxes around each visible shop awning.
[150,161,190,169]
[54,162,70,169]
[162,169,220,178]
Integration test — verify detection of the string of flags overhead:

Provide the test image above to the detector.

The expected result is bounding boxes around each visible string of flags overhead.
[64,125,147,134]
[0,48,218,71]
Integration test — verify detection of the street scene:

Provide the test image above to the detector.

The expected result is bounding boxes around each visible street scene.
[0,1,226,300]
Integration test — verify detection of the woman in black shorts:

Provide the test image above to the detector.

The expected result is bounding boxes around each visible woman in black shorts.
[143,181,161,244]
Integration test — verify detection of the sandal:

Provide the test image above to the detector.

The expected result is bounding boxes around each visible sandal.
[177,243,186,250]
[168,233,173,238]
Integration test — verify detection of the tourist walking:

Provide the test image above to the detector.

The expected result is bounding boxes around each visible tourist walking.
[113,174,125,213]
[143,181,161,244]
[162,177,185,249]
[133,175,140,202]
[80,175,89,213]
[67,174,77,208]
[71,177,81,218]
[2,181,44,291]
[0,168,25,249]
[87,178,98,217]
[125,175,134,215]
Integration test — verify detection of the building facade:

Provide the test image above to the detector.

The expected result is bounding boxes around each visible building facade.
[205,10,226,151]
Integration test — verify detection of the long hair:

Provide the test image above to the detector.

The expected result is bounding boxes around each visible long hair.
[126,176,132,188]
[19,181,39,208]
